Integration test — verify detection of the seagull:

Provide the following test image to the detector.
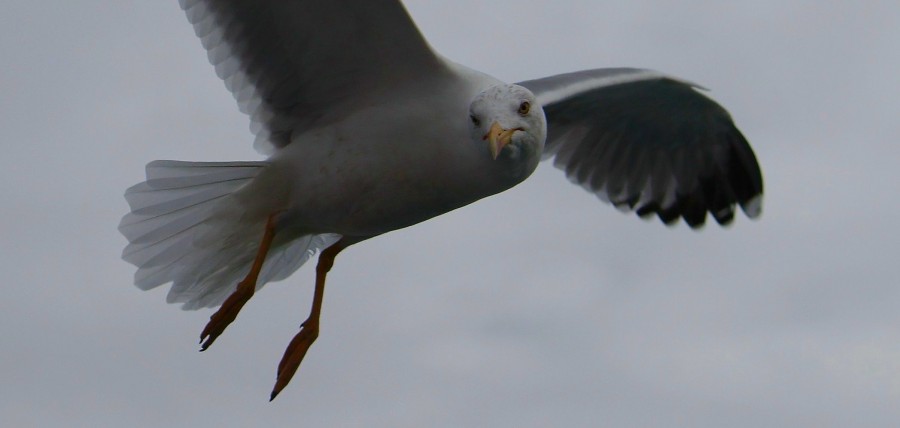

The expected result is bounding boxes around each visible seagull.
[120,0,763,400]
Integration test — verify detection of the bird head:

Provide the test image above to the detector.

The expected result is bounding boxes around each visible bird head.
[468,84,546,182]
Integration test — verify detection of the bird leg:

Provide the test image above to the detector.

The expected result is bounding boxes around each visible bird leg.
[199,214,278,351]
[269,239,346,401]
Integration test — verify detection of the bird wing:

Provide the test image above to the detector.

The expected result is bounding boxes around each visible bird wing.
[179,0,447,154]
[518,68,763,228]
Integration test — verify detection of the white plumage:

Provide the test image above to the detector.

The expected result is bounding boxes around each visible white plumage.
[120,161,341,309]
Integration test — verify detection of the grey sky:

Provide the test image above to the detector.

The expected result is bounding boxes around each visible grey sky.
[2,1,899,427]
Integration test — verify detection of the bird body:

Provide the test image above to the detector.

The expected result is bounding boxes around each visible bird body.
[261,68,515,238]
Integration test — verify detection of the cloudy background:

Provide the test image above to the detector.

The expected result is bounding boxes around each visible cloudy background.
[2,1,898,426]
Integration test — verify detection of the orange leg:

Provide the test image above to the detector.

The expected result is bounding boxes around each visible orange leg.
[199,214,278,351]
[269,239,347,401]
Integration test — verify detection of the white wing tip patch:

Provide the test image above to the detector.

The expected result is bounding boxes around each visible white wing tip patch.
[742,194,763,218]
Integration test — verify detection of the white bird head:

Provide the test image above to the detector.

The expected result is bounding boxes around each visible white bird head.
[469,84,546,180]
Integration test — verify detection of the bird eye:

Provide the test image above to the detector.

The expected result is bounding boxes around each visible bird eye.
[470,114,480,126]
[517,101,531,115]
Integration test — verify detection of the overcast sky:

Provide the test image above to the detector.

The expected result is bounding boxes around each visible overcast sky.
[2,1,899,427]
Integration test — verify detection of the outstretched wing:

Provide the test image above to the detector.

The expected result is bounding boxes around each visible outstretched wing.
[519,68,763,228]
[179,0,446,153]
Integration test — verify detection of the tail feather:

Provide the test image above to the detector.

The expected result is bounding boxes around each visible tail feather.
[120,160,339,310]
[172,233,340,310]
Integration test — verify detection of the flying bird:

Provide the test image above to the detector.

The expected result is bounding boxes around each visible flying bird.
[120,0,763,400]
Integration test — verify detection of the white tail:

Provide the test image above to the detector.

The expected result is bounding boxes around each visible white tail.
[119,160,339,310]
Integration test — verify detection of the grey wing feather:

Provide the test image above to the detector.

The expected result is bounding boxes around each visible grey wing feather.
[519,68,763,228]
[179,0,445,154]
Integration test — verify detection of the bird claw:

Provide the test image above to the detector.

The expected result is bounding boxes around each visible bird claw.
[269,321,319,401]
[199,281,254,351]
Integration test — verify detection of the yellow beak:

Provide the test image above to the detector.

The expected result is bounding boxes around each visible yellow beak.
[483,122,521,160]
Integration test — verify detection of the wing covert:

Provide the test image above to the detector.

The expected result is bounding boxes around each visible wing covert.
[179,0,446,153]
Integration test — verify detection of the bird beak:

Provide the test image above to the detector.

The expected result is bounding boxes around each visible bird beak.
[483,122,521,160]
